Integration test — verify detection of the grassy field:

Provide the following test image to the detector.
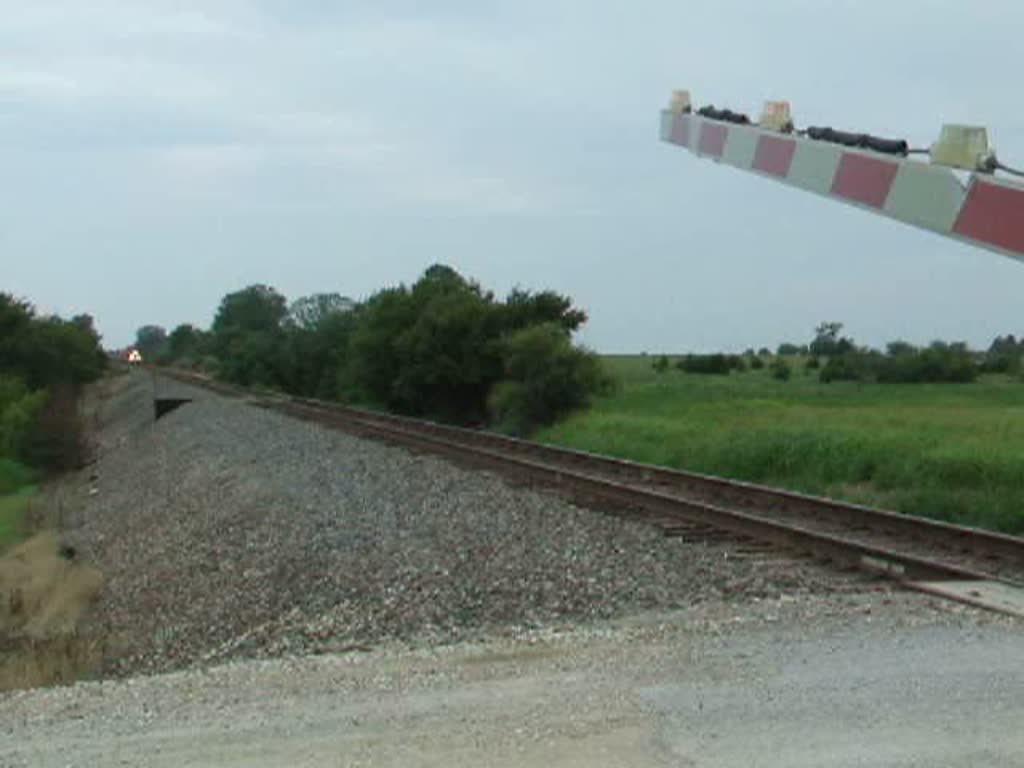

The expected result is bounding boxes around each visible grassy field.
[537,355,1024,533]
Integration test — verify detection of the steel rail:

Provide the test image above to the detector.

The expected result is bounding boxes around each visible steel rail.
[281,393,1024,568]
[273,398,999,584]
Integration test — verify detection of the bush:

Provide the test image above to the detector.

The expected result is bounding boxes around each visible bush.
[749,356,765,370]
[651,355,670,374]
[0,459,34,495]
[980,354,1020,375]
[0,382,47,460]
[819,354,867,383]
[776,343,806,356]
[676,354,742,375]
[20,385,88,472]
[489,324,610,435]
[805,356,820,370]
[770,358,791,381]
[875,343,977,384]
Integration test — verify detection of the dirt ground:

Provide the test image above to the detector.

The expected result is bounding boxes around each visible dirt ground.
[2,594,1021,768]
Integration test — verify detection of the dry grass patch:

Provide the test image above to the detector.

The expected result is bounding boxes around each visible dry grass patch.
[0,531,104,691]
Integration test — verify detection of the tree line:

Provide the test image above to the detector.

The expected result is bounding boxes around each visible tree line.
[1,294,107,490]
[653,321,1024,384]
[139,265,610,434]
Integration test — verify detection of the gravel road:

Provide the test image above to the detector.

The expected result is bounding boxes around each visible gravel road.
[2,597,1020,767]
[43,373,871,676]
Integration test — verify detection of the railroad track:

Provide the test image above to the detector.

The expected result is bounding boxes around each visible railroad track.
[158,369,1024,618]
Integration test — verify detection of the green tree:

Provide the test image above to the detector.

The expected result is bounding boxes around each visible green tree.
[489,323,608,435]
[166,324,209,362]
[210,285,290,388]
[391,267,500,421]
[135,325,168,361]
[286,295,358,399]
[346,287,420,408]
[286,293,356,331]
[212,285,287,337]
[502,288,587,333]
[809,321,854,357]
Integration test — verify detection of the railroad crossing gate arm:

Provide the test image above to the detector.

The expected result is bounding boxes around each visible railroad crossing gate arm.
[659,92,1024,262]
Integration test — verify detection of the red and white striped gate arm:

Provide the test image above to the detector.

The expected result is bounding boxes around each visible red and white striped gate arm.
[660,110,1024,262]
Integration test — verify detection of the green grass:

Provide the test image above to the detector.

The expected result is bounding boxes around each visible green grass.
[0,460,36,552]
[0,485,34,553]
[536,355,1024,533]
[0,459,35,496]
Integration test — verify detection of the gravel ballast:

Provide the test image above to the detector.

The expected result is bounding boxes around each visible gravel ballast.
[50,373,873,676]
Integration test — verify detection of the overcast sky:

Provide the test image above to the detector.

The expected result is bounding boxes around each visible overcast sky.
[4,1,1024,352]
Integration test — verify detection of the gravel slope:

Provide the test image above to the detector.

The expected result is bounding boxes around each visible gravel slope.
[50,373,869,677]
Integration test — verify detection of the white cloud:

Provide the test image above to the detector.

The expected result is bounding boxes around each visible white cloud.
[0,1,586,216]
[0,69,82,102]
[6,0,1024,349]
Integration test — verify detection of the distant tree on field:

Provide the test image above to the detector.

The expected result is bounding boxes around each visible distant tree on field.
[770,358,791,381]
[886,340,917,357]
[676,354,744,375]
[809,321,854,357]
[983,334,1023,374]
[652,354,670,373]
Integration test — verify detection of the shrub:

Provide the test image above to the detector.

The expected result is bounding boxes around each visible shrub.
[651,355,670,374]
[980,354,1020,375]
[875,343,977,383]
[0,458,34,495]
[770,358,791,381]
[677,354,734,375]
[749,356,765,370]
[20,384,87,472]
[0,376,47,458]
[489,324,610,435]
[819,354,867,383]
